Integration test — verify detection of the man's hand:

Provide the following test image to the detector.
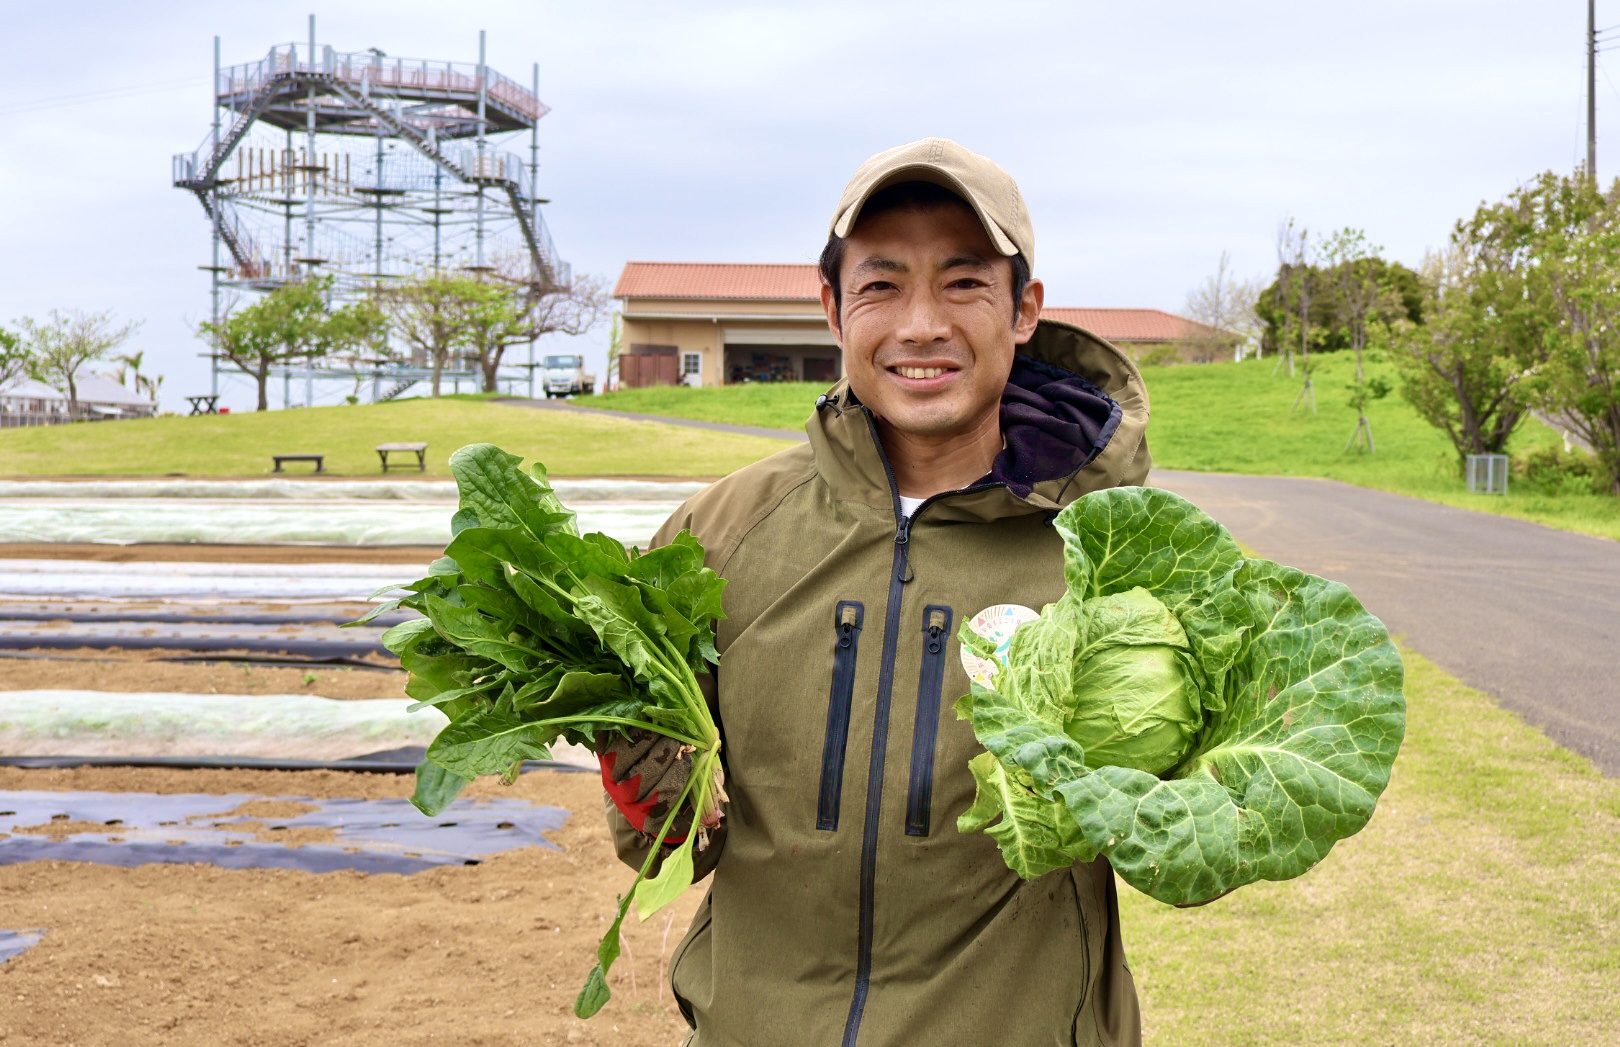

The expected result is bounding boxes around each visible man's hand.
[598,728,722,844]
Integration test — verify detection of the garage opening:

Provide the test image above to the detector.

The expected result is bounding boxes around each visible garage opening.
[723,346,841,384]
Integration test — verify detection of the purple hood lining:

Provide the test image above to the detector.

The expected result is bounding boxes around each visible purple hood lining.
[979,355,1122,499]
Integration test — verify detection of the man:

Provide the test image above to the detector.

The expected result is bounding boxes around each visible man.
[602,138,1149,1046]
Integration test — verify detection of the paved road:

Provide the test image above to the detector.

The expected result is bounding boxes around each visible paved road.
[1154,470,1620,776]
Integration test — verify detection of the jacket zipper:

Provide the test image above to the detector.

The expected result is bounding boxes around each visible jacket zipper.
[904,605,953,837]
[841,410,1008,1047]
[839,413,914,1047]
[817,600,865,831]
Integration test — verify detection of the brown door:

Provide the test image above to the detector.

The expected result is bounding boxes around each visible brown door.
[623,345,681,388]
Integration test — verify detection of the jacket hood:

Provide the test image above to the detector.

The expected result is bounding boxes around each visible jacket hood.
[807,318,1152,523]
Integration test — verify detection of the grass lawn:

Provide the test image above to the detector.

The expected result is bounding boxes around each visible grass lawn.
[592,382,823,432]
[0,398,792,478]
[598,355,1620,541]
[1124,647,1618,1045]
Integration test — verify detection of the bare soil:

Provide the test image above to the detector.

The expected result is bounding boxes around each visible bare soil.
[0,765,699,1046]
[0,655,407,700]
[1,546,695,1043]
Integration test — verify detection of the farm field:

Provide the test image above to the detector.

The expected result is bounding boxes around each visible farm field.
[0,763,700,1047]
[1,642,1613,1045]
[0,398,792,479]
[2,346,1614,1046]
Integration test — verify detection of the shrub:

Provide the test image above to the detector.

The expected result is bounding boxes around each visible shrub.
[1513,444,1602,494]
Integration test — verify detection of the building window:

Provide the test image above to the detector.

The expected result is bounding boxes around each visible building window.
[681,352,702,386]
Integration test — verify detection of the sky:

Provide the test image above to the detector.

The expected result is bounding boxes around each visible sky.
[0,1,1607,412]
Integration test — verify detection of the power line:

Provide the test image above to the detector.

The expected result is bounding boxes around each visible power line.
[0,75,209,118]
[1600,53,1620,108]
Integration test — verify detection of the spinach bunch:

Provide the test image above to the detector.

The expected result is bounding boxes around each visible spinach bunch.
[356,443,725,1018]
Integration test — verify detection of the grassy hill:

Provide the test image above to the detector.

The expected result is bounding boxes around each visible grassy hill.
[0,398,793,478]
[593,382,822,432]
[596,354,1618,541]
[1144,353,1618,540]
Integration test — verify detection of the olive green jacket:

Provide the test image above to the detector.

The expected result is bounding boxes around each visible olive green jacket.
[609,319,1149,1047]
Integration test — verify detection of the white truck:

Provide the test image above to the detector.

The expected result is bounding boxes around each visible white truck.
[541,354,596,398]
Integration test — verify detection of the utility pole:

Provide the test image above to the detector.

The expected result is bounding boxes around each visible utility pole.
[1590,0,1598,181]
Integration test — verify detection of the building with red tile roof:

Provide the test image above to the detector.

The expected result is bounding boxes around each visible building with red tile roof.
[613,262,1231,388]
[613,262,824,302]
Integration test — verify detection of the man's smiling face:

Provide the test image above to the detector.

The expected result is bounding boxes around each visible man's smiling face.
[822,198,1041,440]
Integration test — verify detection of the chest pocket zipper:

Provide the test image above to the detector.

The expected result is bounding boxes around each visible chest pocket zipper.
[817,600,865,831]
[905,604,953,837]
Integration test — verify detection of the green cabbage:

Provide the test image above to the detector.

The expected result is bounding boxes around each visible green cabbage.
[956,487,1405,905]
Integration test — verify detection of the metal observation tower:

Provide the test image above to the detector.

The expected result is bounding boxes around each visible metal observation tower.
[172,18,568,404]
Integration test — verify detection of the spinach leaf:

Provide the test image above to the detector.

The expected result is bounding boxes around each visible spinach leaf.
[361,442,727,1019]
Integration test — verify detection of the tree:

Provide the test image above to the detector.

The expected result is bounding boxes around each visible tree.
[16,309,141,415]
[1523,172,1620,494]
[605,310,623,391]
[1257,249,1423,363]
[1183,251,1260,362]
[1388,247,1530,470]
[1387,189,1553,474]
[324,293,392,404]
[1274,219,1316,410]
[138,370,164,405]
[112,349,164,406]
[1391,170,1620,492]
[1320,228,1396,452]
[201,299,279,412]
[200,276,380,411]
[0,324,30,391]
[382,274,483,397]
[460,271,609,394]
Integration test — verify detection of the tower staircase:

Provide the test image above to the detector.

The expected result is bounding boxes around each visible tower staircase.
[172,40,566,288]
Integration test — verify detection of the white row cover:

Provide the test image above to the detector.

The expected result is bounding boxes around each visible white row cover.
[0,559,414,601]
[0,691,446,760]
[0,499,682,547]
[0,478,707,502]
[0,690,595,766]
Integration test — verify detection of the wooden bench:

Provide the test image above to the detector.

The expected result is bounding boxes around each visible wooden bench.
[376,442,428,472]
[272,453,325,473]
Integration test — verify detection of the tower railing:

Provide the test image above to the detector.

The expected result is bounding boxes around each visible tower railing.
[214,44,547,124]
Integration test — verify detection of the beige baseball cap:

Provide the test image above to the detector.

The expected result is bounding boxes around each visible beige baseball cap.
[829,137,1035,271]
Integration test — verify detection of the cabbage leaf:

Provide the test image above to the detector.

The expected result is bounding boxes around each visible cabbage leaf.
[957,486,1405,905]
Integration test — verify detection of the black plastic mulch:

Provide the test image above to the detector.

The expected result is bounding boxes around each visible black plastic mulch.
[0,790,568,875]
